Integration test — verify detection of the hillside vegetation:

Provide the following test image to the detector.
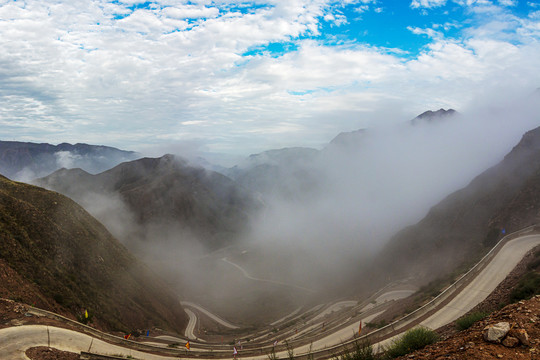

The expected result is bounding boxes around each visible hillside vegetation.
[0,175,187,332]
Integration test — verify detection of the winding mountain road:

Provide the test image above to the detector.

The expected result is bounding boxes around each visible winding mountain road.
[184,308,200,340]
[181,301,240,329]
[2,234,539,360]
[222,257,315,293]
[420,234,540,330]
[0,325,179,360]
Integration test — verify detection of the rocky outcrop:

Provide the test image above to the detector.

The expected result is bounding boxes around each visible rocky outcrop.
[482,322,510,343]
[392,295,539,359]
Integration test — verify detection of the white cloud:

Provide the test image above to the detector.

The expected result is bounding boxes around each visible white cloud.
[324,12,348,26]
[162,5,220,19]
[498,0,517,6]
[407,26,444,38]
[0,0,539,154]
[410,0,447,9]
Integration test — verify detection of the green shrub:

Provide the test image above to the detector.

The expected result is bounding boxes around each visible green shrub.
[483,228,501,247]
[455,311,489,331]
[366,320,387,329]
[510,272,540,302]
[383,327,438,359]
[336,340,376,360]
[527,251,540,270]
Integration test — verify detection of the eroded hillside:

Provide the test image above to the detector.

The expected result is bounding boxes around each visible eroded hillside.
[0,175,187,333]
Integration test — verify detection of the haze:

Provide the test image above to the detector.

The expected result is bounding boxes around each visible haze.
[3,0,540,324]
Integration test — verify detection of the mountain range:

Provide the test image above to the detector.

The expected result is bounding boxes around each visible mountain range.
[4,104,539,327]
[0,141,139,180]
[35,154,258,251]
[227,108,459,201]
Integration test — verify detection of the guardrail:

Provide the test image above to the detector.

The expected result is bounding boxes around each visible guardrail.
[27,307,191,357]
[287,224,540,360]
[29,225,540,360]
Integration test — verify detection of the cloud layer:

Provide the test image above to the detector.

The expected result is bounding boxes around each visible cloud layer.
[0,0,539,157]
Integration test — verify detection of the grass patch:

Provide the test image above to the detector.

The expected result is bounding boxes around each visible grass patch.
[383,327,438,359]
[335,340,376,360]
[365,320,387,329]
[455,311,489,331]
[526,248,540,271]
[510,272,540,302]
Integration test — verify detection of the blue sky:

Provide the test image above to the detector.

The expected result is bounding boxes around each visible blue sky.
[0,0,539,160]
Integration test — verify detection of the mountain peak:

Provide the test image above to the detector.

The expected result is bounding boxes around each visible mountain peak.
[411,108,457,125]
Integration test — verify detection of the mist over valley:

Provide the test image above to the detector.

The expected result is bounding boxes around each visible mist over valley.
[3,2,540,358]
[21,92,540,326]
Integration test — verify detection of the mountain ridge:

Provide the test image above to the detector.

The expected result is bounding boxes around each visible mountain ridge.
[0,140,139,180]
[35,154,258,250]
[0,175,187,333]
[376,125,540,283]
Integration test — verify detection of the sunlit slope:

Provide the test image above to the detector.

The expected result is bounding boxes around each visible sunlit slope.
[0,175,187,332]
[378,125,540,282]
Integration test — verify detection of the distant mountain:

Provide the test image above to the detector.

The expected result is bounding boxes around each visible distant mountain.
[0,141,139,180]
[35,154,257,250]
[0,175,187,332]
[376,125,540,282]
[410,108,457,125]
[327,128,368,149]
[229,109,458,200]
[226,147,321,200]
[325,109,457,150]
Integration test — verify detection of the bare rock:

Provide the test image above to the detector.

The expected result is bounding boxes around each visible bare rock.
[502,336,520,348]
[509,328,530,346]
[483,322,510,343]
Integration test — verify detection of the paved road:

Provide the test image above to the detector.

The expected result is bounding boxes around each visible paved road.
[420,234,540,330]
[372,234,540,353]
[184,308,198,340]
[310,301,358,323]
[360,290,416,312]
[222,257,315,293]
[2,234,538,360]
[270,306,303,326]
[181,301,240,329]
[0,325,180,360]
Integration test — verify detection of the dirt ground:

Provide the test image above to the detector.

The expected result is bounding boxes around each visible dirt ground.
[4,246,539,359]
[26,346,80,360]
[393,295,540,360]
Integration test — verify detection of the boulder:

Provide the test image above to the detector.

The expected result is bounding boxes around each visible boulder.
[483,322,510,343]
[509,328,530,346]
[502,336,519,348]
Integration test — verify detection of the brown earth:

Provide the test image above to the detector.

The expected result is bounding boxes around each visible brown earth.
[26,346,79,360]
[393,295,540,360]
[10,244,540,359]
[368,244,540,336]
[0,175,188,333]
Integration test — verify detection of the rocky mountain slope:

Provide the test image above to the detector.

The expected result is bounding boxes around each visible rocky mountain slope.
[35,154,257,250]
[0,141,139,180]
[377,125,540,283]
[0,175,187,332]
[395,295,539,360]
